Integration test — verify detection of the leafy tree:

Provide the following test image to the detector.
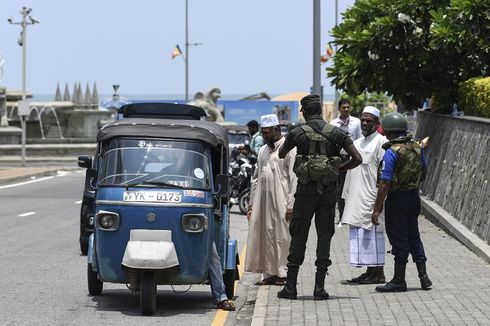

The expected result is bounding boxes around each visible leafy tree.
[429,0,490,107]
[327,0,489,111]
[339,92,390,117]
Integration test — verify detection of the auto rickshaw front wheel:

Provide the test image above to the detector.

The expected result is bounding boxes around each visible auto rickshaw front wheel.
[87,264,103,295]
[140,271,157,316]
[80,240,88,256]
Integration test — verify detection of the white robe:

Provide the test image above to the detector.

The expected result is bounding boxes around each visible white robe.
[341,132,388,230]
[342,132,387,267]
[245,137,297,278]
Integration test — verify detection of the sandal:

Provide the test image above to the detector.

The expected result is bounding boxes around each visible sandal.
[255,276,277,286]
[217,299,236,311]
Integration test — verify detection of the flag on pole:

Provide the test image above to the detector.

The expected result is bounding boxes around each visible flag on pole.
[320,43,335,63]
[171,44,182,59]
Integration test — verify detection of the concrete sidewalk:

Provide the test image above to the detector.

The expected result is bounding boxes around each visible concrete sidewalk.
[246,216,490,325]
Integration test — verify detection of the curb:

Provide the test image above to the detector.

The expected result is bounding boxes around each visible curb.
[250,285,269,326]
[0,167,80,186]
[421,195,490,263]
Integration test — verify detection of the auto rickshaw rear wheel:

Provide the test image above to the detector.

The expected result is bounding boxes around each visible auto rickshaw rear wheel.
[87,263,103,295]
[140,271,157,316]
[223,269,236,299]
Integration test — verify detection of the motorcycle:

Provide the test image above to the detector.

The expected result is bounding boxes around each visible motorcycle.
[229,151,256,215]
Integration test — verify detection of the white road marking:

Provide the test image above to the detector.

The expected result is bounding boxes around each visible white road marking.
[0,176,55,190]
[18,212,36,217]
[56,171,70,177]
[75,200,82,204]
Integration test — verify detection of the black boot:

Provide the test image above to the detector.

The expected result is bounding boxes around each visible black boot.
[277,267,298,300]
[375,263,407,292]
[347,267,373,283]
[313,271,329,300]
[359,266,386,284]
[416,262,432,290]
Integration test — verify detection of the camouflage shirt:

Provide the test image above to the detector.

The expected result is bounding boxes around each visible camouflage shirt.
[281,115,352,194]
[379,135,427,191]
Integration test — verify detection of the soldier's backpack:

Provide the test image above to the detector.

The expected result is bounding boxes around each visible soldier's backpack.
[293,124,342,185]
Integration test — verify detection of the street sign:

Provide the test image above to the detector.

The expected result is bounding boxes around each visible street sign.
[18,100,30,116]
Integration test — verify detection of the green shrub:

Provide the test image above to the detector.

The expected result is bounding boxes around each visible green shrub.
[459,77,490,118]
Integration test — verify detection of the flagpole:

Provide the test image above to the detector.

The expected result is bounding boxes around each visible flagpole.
[185,0,189,102]
[333,0,339,119]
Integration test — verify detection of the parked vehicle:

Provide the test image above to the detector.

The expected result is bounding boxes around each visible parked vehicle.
[223,125,250,153]
[229,153,256,215]
[78,103,238,315]
[78,103,211,255]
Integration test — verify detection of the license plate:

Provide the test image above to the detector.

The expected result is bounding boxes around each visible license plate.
[123,191,182,203]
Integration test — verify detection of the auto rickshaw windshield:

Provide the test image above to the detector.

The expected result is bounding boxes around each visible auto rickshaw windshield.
[98,138,211,189]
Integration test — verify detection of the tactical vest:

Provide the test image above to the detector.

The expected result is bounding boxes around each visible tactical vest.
[293,124,342,187]
[378,137,424,190]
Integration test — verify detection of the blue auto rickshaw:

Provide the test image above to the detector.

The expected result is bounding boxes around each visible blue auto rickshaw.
[78,103,238,315]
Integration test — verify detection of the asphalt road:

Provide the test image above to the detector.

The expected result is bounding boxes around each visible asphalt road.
[0,170,250,326]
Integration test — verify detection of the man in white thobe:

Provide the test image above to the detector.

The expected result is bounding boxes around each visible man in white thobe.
[341,106,387,284]
[330,99,362,219]
[245,114,297,286]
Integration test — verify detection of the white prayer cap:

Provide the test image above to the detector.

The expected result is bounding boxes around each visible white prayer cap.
[362,106,380,118]
[260,114,280,127]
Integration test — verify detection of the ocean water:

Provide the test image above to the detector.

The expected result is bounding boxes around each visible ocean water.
[32,93,336,102]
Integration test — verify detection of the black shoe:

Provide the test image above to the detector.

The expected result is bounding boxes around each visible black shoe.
[419,275,432,290]
[375,279,407,292]
[359,267,385,284]
[376,263,407,292]
[278,265,299,300]
[416,262,432,290]
[313,287,329,300]
[277,286,297,300]
[313,271,329,300]
[347,269,372,284]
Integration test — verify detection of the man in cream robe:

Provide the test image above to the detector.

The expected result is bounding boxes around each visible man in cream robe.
[341,106,387,284]
[245,114,297,285]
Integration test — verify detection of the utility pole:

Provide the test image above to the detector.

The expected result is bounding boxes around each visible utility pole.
[185,0,189,102]
[312,0,321,98]
[8,7,39,167]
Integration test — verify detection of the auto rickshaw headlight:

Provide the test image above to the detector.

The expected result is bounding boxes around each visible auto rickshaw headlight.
[181,214,207,233]
[95,210,120,231]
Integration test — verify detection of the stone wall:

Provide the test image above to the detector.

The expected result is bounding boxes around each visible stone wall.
[415,111,490,244]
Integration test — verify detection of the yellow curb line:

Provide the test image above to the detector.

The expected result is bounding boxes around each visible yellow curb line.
[211,244,247,326]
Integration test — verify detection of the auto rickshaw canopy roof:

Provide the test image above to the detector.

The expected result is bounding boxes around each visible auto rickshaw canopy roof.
[97,118,229,149]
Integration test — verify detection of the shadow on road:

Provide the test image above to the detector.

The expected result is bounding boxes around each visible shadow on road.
[90,288,215,316]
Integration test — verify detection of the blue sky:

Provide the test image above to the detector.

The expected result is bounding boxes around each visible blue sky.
[0,0,354,98]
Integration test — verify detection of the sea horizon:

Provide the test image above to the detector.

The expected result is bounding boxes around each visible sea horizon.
[31,93,337,102]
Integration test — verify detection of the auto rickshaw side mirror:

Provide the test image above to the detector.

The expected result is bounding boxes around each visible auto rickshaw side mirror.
[214,174,230,197]
[78,155,93,169]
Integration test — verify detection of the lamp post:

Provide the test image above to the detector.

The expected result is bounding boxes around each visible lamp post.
[184,0,202,102]
[312,0,321,98]
[8,7,39,167]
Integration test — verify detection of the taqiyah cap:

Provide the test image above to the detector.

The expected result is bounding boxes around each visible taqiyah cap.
[260,114,280,127]
[362,106,380,118]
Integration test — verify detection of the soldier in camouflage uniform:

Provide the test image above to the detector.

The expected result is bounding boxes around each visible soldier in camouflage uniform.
[371,112,433,292]
[277,94,362,300]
